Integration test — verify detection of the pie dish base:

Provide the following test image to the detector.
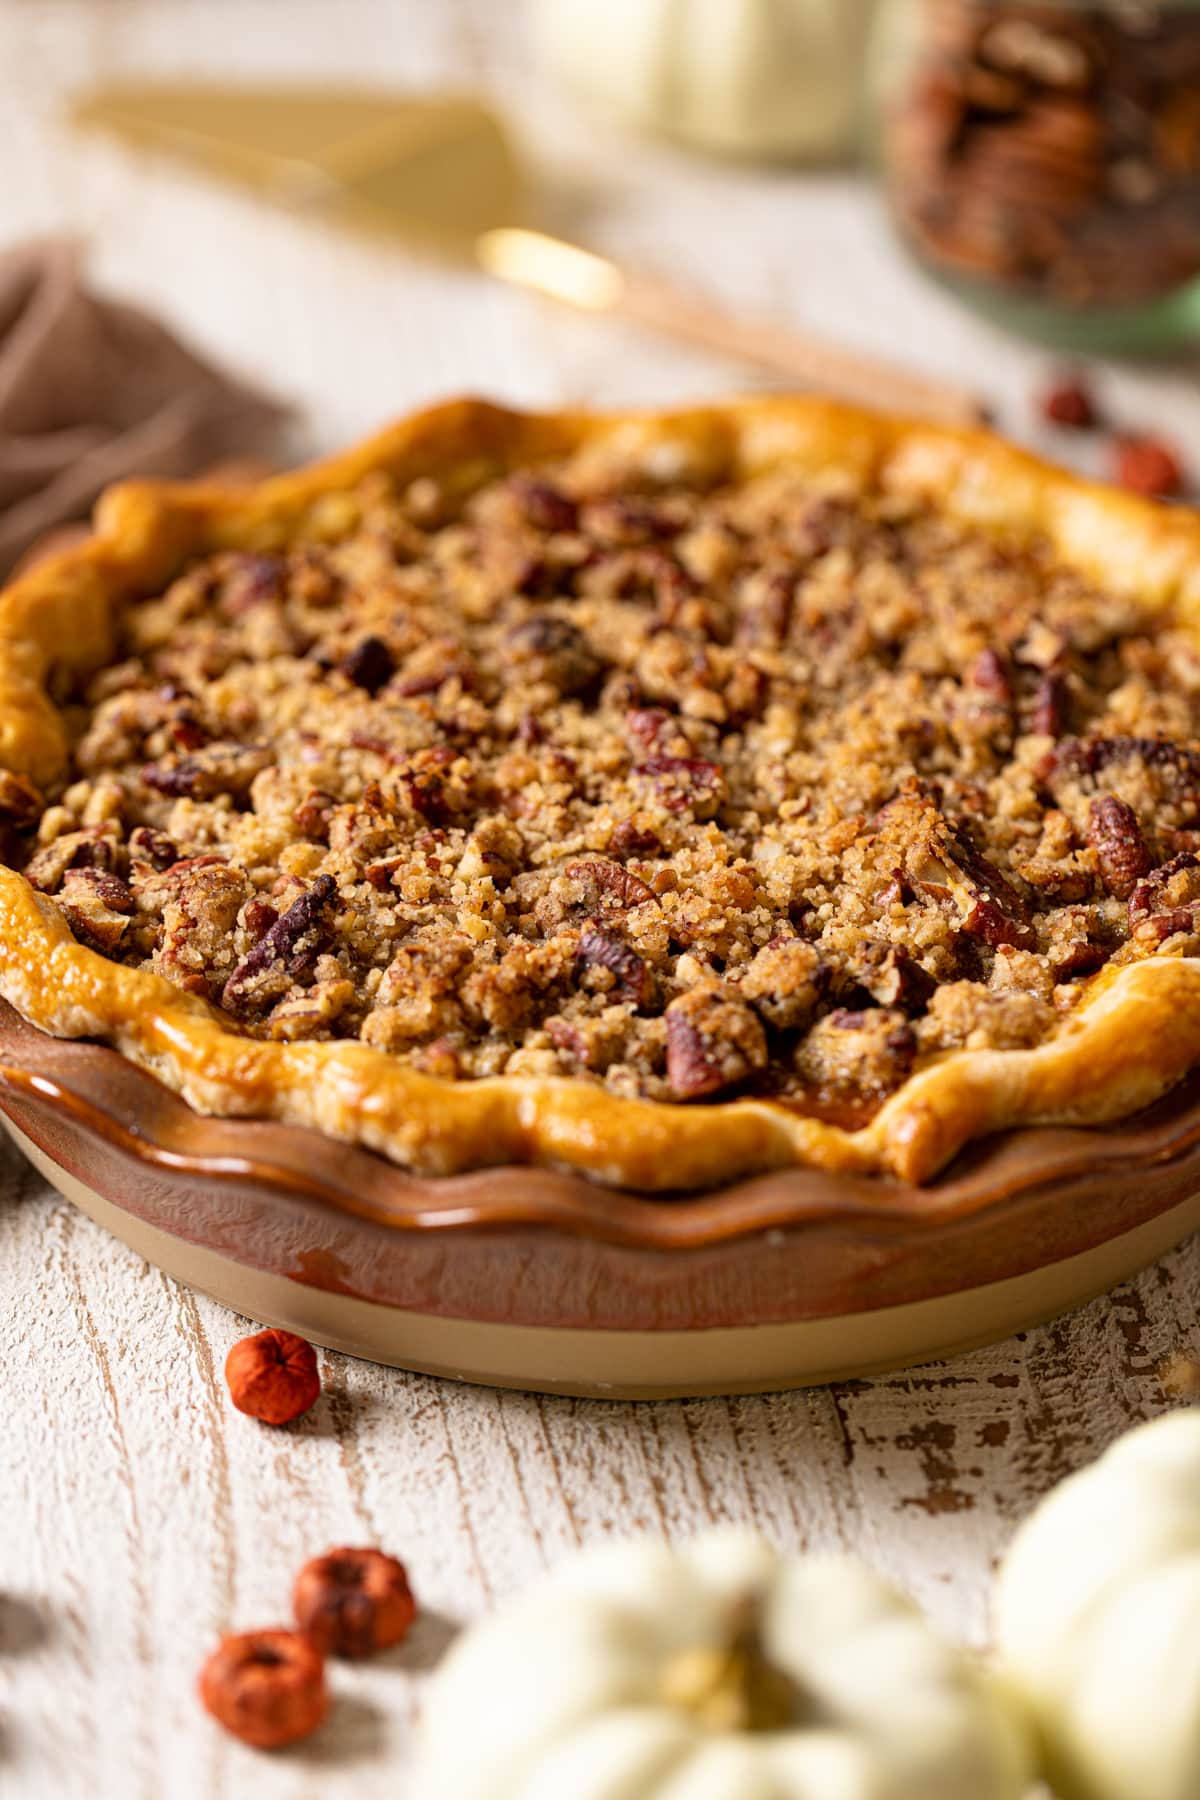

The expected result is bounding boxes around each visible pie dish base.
[4,997,1200,1396]
[8,1119,1198,1398]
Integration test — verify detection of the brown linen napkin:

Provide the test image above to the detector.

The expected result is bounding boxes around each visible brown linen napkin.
[0,238,291,576]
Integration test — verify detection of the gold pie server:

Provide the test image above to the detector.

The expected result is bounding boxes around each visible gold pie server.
[72,83,982,425]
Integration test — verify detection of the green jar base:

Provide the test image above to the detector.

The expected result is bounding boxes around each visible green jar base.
[918,260,1200,357]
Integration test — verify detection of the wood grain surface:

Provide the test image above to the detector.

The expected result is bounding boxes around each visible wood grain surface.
[1,3,1199,1795]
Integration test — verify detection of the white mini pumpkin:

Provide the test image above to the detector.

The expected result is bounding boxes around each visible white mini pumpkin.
[530,0,877,163]
[994,1408,1200,1800]
[419,1528,1032,1799]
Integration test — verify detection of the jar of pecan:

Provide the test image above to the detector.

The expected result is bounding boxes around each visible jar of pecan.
[872,1,1200,346]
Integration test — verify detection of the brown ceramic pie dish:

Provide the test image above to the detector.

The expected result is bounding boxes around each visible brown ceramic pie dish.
[2,395,1200,1393]
[3,999,1199,1396]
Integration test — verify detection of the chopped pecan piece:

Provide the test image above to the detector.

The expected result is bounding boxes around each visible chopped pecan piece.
[153,863,252,996]
[216,552,286,616]
[24,828,117,892]
[533,857,657,937]
[1087,794,1153,899]
[608,816,662,861]
[545,1012,630,1072]
[223,875,338,1014]
[1127,851,1200,926]
[293,788,338,841]
[127,826,178,871]
[733,568,795,648]
[140,741,272,800]
[168,711,211,752]
[885,793,1033,947]
[580,494,681,546]
[1015,855,1095,903]
[576,925,650,1008]
[877,867,912,910]
[397,746,471,824]
[968,648,1014,705]
[392,637,477,698]
[1053,940,1109,980]
[740,939,827,1031]
[0,770,44,828]
[634,755,726,820]
[503,615,599,696]
[919,982,1055,1052]
[1043,735,1200,796]
[1132,907,1197,948]
[664,986,767,1101]
[1029,670,1068,738]
[267,976,355,1041]
[508,473,579,535]
[562,858,656,912]
[625,707,682,753]
[363,857,405,892]
[62,866,134,912]
[339,636,395,695]
[57,867,136,951]
[794,1008,916,1098]
[242,897,280,940]
[580,546,695,616]
[849,941,936,1014]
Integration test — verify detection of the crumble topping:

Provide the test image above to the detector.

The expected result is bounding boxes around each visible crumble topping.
[7,449,1200,1123]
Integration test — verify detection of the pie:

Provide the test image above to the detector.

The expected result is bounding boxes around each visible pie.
[0,396,1198,1193]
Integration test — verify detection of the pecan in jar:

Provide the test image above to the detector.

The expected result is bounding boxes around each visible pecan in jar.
[225,1329,321,1425]
[879,0,1200,313]
[293,1547,416,1659]
[198,1629,328,1748]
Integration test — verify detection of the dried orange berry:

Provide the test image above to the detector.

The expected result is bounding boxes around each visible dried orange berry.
[1113,435,1186,499]
[225,1328,320,1425]
[1039,373,1098,430]
[198,1628,328,1749]
[293,1547,417,1659]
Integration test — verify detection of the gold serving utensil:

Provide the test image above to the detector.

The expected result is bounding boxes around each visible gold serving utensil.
[72,83,984,425]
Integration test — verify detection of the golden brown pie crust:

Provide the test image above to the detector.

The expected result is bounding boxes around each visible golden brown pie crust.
[2,394,1200,1192]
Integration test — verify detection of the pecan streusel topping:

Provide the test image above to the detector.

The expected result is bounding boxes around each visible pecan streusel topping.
[10,451,1200,1124]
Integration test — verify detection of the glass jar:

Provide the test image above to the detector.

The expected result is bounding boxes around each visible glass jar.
[871,0,1200,348]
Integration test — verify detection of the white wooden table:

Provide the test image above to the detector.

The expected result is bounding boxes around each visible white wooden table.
[2,4,1199,1794]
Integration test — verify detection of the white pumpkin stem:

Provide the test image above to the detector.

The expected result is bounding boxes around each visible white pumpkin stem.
[658,1592,803,1733]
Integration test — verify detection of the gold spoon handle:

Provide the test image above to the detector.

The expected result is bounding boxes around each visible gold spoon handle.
[477,229,985,428]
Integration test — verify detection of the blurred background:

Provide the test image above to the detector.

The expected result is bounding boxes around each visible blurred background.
[1,0,1198,569]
